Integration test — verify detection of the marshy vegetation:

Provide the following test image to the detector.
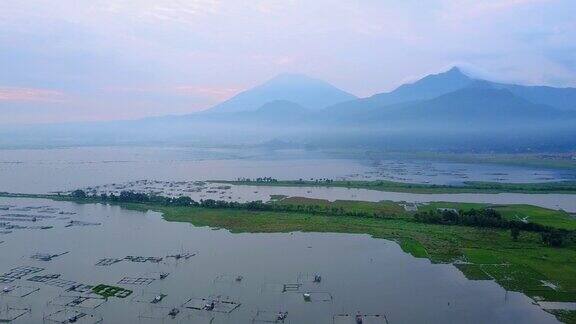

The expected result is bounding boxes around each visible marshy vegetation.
[216,178,576,194]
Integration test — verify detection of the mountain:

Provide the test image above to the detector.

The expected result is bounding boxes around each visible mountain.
[370,66,473,105]
[327,67,473,114]
[254,100,309,115]
[327,82,572,127]
[492,83,576,111]
[326,66,576,114]
[207,73,356,113]
[389,85,562,124]
[248,100,311,121]
[179,100,311,126]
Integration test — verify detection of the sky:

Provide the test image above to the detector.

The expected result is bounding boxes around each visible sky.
[0,0,575,124]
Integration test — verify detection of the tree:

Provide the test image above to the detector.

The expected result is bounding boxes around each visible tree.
[541,230,568,247]
[71,189,87,199]
[510,227,520,241]
[172,196,193,206]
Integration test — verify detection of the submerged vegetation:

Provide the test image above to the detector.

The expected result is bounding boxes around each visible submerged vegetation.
[92,284,132,298]
[351,151,576,171]
[213,178,576,194]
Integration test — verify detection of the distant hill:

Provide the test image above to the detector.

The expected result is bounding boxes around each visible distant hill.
[370,67,474,105]
[247,100,311,122]
[207,73,356,113]
[325,67,576,115]
[326,67,473,114]
[180,99,311,125]
[327,82,572,127]
[386,85,565,124]
[492,83,576,111]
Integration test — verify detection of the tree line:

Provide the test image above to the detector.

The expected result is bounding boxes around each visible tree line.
[71,189,388,219]
[414,208,574,247]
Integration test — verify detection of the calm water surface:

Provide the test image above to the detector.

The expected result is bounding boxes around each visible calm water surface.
[0,147,574,193]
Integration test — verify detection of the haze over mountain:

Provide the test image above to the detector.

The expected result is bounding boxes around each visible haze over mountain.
[491,83,576,111]
[192,67,576,129]
[326,82,568,127]
[325,67,576,115]
[186,99,311,124]
[206,73,357,113]
[327,67,474,114]
[247,100,311,122]
[2,66,576,151]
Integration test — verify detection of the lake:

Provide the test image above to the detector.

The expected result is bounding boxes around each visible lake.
[0,146,574,323]
[0,147,574,194]
[0,197,559,323]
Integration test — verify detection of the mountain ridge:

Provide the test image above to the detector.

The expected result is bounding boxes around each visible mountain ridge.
[206,73,357,113]
[323,84,569,127]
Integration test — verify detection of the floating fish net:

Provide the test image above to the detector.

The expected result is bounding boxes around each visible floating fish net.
[0,285,39,298]
[117,277,155,286]
[182,296,241,314]
[43,309,103,324]
[333,314,388,324]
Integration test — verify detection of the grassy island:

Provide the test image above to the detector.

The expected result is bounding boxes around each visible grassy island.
[210,179,576,194]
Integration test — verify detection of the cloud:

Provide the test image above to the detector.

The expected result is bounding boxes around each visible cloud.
[0,87,66,102]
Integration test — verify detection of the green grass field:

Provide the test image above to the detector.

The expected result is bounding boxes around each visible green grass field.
[274,196,409,217]
[419,202,576,230]
[550,310,576,324]
[213,179,576,194]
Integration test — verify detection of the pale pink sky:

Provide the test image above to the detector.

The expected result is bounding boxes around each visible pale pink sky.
[0,0,575,124]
